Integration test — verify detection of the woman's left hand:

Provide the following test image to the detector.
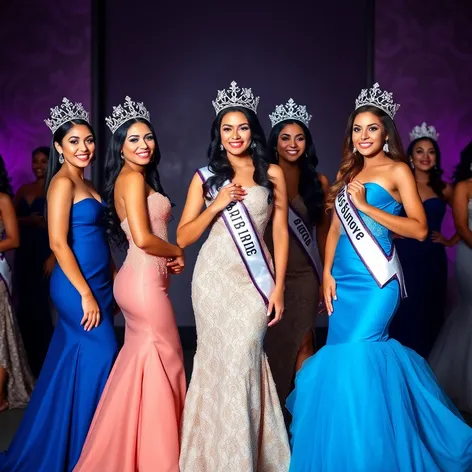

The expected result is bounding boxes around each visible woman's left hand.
[347,180,367,210]
[431,231,448,246]
[167,255,185,275]
[267,287,284,327]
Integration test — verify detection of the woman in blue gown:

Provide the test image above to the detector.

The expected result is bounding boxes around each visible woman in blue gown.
[390,126,457,358]
[287,84,472,472]
[0,98,118,472]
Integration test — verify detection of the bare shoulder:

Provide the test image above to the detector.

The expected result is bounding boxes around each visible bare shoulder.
[454,180,470,196]
[268,163,284,181]
[0,192,12,205]
[391,161,411,176]
[48,174,74,196]
[121,170,145,186]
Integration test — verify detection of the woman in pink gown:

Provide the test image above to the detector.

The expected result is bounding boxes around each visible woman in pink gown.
[74,97,186,472]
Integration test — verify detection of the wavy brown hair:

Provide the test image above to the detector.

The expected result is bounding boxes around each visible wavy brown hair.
[327,105,407,208]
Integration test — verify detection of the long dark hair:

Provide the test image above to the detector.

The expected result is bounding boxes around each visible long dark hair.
[327,105,407,208]
[453,141,472,185]
[408,137,445,198]
[204,106,273,202]
[45,119,95,194]
[268,119,323,225]
[103,118,167,248]
[0,155,13,197]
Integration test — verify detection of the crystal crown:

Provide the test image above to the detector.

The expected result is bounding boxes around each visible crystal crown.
[269,98,312,128]
[409,122,439,142]
[105,96,151,134]
[212,81,260,115]
[355,83,400,120]
[44,98,89,134]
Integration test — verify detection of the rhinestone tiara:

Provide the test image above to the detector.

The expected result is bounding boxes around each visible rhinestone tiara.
[269,98,312,128]
[212,81,260,115]
[409,122,439,142]
[105,96,151,134]
[355,83,400,120]
[44,98,89,134]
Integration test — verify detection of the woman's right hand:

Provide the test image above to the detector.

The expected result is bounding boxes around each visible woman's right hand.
[210,183,246,213]
[323,272,337,315]
[80,292,101,331]
[167,253,185,275]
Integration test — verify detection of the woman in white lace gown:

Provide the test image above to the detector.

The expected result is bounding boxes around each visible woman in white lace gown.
[177,82,291,472]
[429,142,472,413]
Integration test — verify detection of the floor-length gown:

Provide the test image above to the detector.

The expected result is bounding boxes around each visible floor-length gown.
[264,195,319,428]
[287,183,472,472]
[390,198,447,357]
[0,198,118,472]
[429,198,472,414]
[14,196,54,376]
[0,219,35,409]
[74,192,186,472]
[179,186,291,472]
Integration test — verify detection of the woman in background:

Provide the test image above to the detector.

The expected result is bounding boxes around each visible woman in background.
[429,142,472,414]
[14,146,54,376]
[0,154,35,412]
[264,98,329,427]
[390,123,457,358]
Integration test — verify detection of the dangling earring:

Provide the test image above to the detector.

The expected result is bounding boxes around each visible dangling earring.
[120,153,125,160]
[220,144,224,151]
[251,142,256,150]
[409,157,415,169]
[383,141,389,153]
[59,153,64,164]
[353,146,357,153]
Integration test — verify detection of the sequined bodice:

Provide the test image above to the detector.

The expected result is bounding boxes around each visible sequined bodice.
[120,192,171,273]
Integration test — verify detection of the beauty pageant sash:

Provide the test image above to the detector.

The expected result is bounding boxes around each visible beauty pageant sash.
[197,166,275,305]
[0,253,12,298]
[334,185,407,298]
[288,205,322,284]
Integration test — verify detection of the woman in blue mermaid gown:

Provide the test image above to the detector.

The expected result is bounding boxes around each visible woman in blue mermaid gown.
[0,99,118,472]
[287,84,472,472]
[390,129,457,358]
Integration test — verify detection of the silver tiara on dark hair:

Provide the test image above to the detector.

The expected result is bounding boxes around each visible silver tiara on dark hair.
[409,122,439,142]
[269,98,312,128]
[355,83,400,119]
[44,98,89,134]
[212,81,260,115]
[105,96,151,134]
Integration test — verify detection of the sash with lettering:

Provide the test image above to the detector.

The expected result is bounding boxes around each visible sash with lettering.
[0,253,12,298]
[197,166,275,305]
[334,185,407,298]
[288,205,322,284]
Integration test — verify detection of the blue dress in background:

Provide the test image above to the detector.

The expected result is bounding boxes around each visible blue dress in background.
[390,198,448,358]
[0,198,118,472]
[287,183,472,472]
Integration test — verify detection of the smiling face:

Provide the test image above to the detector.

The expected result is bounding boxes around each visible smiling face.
[121,121,155,167]
[352,111,386,157]
[32,151,48,179]
[220,111,252,157]
[276,122,306,163]
[410,138,437,171]
[54,124,95,168]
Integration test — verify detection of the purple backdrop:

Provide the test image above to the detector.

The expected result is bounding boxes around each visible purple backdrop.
[0,0,91,190]
[375,0,472,290]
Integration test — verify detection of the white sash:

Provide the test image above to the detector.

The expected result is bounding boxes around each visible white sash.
[335,186,407,298]
[288,205,322,284]
[0,253,12,298]
[197,166,275,305]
